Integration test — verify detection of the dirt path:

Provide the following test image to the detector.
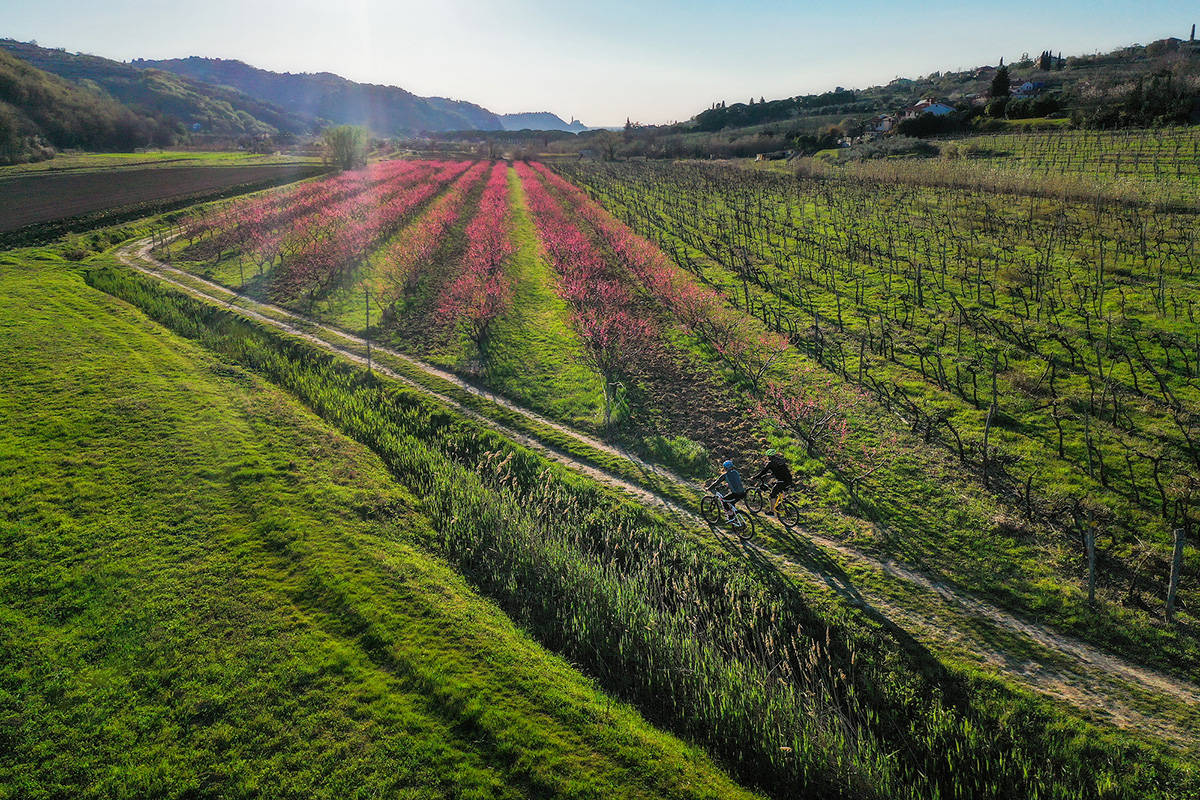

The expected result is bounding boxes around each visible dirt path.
[115,236,1200,748]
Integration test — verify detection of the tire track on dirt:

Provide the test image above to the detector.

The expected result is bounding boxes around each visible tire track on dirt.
[115,235,1200,745]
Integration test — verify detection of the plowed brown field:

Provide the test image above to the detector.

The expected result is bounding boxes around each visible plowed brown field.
[0,164,323,234]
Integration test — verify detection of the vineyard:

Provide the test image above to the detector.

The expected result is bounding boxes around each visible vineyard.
[556,159,1200,656]
[121,153,1200,797]
[783,128,1200,210]
[943,127,1200,182]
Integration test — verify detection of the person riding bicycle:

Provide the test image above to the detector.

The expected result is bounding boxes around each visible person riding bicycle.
[752,449,794,513]
[706,459,747,523]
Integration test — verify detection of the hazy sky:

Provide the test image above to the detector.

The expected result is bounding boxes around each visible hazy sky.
[3,0,1195,125]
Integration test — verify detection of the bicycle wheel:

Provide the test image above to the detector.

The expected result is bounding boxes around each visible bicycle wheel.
[731,508,756,540]
[700,495,722,524]
[745,487,766,513]
[776,499,800,527]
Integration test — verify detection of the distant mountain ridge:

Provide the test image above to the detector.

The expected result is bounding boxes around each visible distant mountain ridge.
[134,56,506,134]
[499,112,588,132]
[0,40,590,140]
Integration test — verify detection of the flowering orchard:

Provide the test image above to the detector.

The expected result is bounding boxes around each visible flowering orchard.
[516,160,655,423]
[374,160,490,304]
[438,162,517,349]
[180,160,468,304]
[177,157,872,465]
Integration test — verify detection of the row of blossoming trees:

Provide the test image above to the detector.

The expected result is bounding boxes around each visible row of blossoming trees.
[437,162,517,351]
[178,157,871,472]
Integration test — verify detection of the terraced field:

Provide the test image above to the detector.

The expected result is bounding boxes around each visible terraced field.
[943,127,1200,183]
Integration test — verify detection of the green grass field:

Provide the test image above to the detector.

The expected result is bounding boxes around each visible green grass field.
[0,251,760,800]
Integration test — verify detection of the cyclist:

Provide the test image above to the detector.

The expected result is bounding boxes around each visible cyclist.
[752,449,794,514]
[706,459,747,524]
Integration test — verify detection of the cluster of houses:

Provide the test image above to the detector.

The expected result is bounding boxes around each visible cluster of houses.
[864,99,956,133]
[859,79,1049,136]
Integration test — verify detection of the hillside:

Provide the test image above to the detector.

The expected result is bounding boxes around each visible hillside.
[499,111,588,132]
[135,56,504,134]
[0,40,313,140]
[2,41,592,141]
[550,32,1200,160]
[686,34,1200,134]
[0,49,169,163]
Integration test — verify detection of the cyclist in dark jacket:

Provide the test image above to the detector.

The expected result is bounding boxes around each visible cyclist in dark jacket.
[706,459,747,522]
[752,449,794,513]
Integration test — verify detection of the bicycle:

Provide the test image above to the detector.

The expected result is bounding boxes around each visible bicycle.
[745,477,800,527]
[700,488,757,540]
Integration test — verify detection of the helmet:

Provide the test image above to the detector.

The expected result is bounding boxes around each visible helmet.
[765,449,777,457]
[722,460,734,470]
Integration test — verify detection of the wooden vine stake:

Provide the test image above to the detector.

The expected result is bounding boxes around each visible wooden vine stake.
[1166,527,1185,623]
[365,284,372,375]
[1086,519,1097,605]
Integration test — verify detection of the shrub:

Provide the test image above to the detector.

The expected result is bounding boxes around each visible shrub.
[641,434,711,477]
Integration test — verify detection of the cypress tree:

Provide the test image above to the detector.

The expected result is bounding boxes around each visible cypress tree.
[990,64,1011,98]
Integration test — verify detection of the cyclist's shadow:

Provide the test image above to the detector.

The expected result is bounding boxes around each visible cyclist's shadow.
[713,522,937,665]
[709,517,865,605]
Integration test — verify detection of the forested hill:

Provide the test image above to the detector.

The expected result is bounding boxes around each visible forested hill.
[680,34,1200,134]
[0,40,313,140]
[0,48,171,159]
[135,56,505,134]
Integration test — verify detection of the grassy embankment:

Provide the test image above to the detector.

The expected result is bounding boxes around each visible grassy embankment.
[0,251,761,800]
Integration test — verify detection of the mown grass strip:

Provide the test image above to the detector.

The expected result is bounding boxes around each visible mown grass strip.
[0,257,758,800]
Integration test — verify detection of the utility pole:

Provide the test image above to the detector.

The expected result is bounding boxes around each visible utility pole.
[1166,527,1186,622]
[365,284,372,375]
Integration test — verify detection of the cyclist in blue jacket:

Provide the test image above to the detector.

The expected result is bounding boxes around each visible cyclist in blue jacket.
[706,459,747,523]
